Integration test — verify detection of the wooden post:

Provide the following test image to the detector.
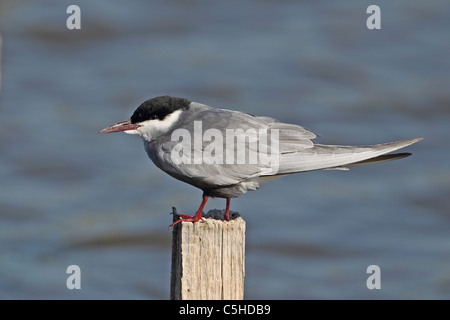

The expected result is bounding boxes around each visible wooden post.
[170,212,246,300]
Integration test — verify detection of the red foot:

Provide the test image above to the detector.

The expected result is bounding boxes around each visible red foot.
[223,198,231,221]
[169,196,209,228]
[170,215,205,227]
[169,197,233,227]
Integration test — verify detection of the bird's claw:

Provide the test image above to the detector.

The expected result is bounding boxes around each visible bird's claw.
[169,214,205,228]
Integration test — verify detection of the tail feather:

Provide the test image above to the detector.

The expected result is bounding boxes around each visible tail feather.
[345,152,412,167]
[325,152,412,170]
[271,137,422,175]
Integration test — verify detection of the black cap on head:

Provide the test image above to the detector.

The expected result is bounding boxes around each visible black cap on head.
[130,96,191,123]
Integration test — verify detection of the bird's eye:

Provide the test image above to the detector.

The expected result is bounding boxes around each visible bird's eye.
[150,114,159,120]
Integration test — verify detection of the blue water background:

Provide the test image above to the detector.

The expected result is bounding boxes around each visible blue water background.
[0,0,449,299]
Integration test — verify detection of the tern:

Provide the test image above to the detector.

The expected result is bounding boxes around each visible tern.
[99,95,422,226]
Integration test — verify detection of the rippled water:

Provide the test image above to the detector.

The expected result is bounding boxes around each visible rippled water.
[0,0,449,299]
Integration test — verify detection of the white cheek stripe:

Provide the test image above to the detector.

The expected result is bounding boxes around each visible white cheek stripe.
[133,109,183,141]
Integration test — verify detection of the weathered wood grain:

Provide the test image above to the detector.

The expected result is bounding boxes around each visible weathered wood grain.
[170,217,246,300]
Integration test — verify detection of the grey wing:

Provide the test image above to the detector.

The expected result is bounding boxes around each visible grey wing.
[253,116,422,175]
[154,103,422,188]
[271,138,422,175]
[155,107,272,189]
[155,106,318,187]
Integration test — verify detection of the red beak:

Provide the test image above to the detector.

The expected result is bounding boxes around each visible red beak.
[98,119,139,134]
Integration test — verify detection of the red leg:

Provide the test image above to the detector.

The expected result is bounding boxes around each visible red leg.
[170,196,208,227]
[224,198,231,221]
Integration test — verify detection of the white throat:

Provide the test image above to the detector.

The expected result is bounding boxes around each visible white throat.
[125,109,183,141]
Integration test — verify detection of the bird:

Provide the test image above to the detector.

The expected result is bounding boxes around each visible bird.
[99,95,422,227]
